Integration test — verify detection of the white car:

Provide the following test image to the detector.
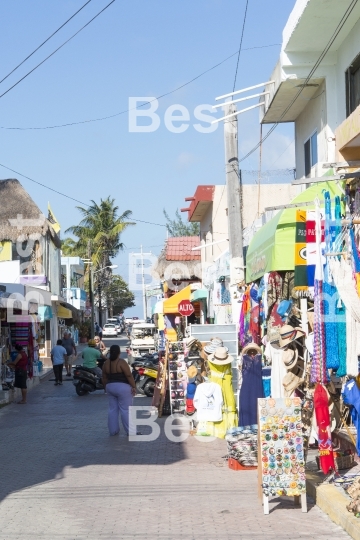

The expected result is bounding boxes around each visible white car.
[107,318,120,333]
[102,324,117,337]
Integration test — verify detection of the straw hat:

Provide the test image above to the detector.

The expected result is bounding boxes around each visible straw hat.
[279,325,305,349]
[184,337,199,349]
[204,337,228,354]
[187,365,198,379]
[208,347,233,366]
[282,347,298,369]
[242,342,262,356]
[307,311,314,331]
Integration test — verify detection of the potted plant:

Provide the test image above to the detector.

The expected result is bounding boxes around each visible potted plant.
[79,321,91,343]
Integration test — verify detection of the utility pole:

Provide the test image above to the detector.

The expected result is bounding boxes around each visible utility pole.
[224,102,244,285]
[98,283,102,327]
[140,245,147,320]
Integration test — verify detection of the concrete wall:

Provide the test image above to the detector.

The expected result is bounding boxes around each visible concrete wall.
[293,16,360,177]
[242,183,299,228]
[199,185,228,267]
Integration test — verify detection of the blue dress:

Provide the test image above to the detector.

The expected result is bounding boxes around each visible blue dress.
[239,354,264,427]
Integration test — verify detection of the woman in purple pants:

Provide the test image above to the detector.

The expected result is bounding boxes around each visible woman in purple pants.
[102,345,136,436]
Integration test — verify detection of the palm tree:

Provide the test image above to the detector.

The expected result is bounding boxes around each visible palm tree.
[64,197,134,269]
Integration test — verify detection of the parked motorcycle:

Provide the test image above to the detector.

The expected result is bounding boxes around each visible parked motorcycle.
[73,358,105,396]
[132,360,158,397]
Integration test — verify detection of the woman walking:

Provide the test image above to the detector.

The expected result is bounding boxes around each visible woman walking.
[8,344,28,404]
[102,345,136,436]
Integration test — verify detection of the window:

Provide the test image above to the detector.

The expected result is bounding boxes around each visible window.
[346,53,360,117]
[304,132,318,177]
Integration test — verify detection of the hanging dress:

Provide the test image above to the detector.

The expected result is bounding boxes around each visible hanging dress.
[200,360,237,439]
[239,353,264,427]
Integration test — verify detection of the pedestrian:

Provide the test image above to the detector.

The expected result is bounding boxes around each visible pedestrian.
[98,325,103,340]
[102,344,136,436]
[51,339,68,386]
[8,344,28,404]
[82,339,103,377]
[94,335,107,354]
[95,321,100,335]
[62,331,77,377]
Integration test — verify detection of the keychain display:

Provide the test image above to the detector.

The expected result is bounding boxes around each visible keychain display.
[259,396,306,498]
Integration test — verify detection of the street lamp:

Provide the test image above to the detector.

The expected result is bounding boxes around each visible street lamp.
[83,262,118,338]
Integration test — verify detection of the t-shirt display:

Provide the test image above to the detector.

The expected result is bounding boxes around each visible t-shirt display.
[259,396,306,498]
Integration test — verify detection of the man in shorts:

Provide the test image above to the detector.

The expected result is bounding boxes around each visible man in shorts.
[62,331,77,377]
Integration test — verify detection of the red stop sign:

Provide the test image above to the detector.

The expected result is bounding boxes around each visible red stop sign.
[178,299,194,316]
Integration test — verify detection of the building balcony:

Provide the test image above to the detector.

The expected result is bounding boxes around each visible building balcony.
[62,288,86,311]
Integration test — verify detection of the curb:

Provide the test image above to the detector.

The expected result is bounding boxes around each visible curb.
[306,470,360,539]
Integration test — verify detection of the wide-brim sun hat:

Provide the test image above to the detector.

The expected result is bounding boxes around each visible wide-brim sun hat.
[187,365,198,379]
[208,346,233,366]
[242,342,262,356]
[204,337,228,354]
[282,347,298,369]
[279,325,305,349]
[184,337,198,349]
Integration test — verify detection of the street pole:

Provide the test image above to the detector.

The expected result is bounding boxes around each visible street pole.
[90,265,95,339]
[140,245,147,320]
[224,102,244,283]
[98,283,102,327]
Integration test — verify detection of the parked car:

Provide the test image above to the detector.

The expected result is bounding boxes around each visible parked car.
[107,318,121,334]
[102,324,118,337]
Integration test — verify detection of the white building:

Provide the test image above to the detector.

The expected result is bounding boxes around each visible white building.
[260,0,360,178]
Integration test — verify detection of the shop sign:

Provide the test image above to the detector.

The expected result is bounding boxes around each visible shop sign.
[178,300,194,316]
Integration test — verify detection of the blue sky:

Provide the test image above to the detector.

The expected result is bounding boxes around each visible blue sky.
[0,0,296,316]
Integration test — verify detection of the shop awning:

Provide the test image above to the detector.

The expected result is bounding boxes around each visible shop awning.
[57,305,72,319]
[191,289,208,302]
[163,285,192,314]
[152,300,164,315]
[38,306,53,321]
[246,181,343,282]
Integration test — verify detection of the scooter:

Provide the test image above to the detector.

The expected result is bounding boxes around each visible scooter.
[132,361,158,397]
[73,359,105,396]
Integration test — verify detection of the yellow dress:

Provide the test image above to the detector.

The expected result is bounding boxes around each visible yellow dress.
[197,360,238,439]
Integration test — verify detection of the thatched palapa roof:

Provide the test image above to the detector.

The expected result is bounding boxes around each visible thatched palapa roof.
[0,179,61,247]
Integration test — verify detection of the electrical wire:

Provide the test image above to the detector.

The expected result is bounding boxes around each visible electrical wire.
[0,0,93,86]
[0,43,280,130]
[268,139,295,167]
[0,0,115,101]
[0,161,167,227]
[239,0,359,164]
[233,0,249,92]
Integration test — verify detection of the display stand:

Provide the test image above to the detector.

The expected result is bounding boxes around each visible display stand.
[168,341,187,416]
[158,341,169,418]
[258,397,308,515]
[262,493,307,515]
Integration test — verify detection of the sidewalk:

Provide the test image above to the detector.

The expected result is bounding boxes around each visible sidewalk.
[0,379,350,539]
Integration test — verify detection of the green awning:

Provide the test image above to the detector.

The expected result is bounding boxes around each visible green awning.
[191,289,208,302]
[246,181,343,282]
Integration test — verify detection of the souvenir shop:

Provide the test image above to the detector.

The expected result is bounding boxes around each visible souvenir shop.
[233,179,360,510]
[1,299,42,392]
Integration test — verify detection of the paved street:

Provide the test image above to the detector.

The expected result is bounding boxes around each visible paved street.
[0,338,350,540]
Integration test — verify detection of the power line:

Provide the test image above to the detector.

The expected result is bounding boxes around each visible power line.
[239,0,359,164]
[233,0,249,92]
[0,0,115,101]
[0,43,280,130]
[268,139,295,167]
[0,0,93,86]
[0,161,167,227]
